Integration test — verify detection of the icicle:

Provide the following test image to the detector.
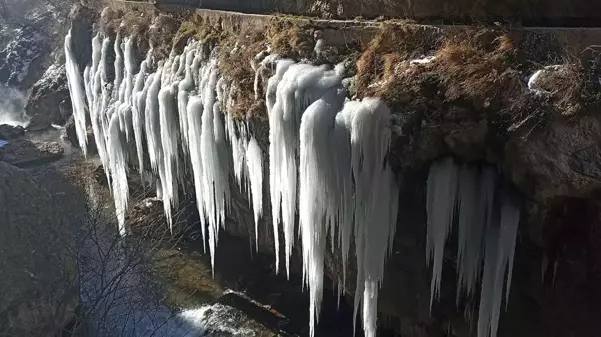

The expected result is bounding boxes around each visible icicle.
[426,158,521,337]
[187,95,207,252]
[456,165,487,303]
[225,109,248,190]
[132,52,151,177]
[268,62,342,277]
[64,29,89,156]
[199,69,231,273]
[178,55,195,152]
[426,157,459,310]
[246,137,263,250]
[123,37,138,105]
[158,83,180,229]
[342,98,398,337]
[107,111,129,236]
[114,32,124,103]
[298,86,347,337]
[145,70,163,173]
[477,191,520,337]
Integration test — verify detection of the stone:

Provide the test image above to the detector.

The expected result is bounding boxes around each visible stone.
[0,161,78,336]
[25,64,72,130]
[0,124,24,139]
[0,139,63,167]
[505,116,601,201]
[64,115,97,155]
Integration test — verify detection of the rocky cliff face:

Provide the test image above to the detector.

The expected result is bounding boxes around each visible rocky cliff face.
[66,5,601,337]
[0,161,77,336]
[25,64,72,130]
[0,0,77,131]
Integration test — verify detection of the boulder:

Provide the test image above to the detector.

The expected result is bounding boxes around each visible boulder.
[0,124,24,139]
[506,116,601,201]
[0,161,78,336]
[25,64,72,130]
[0,139,63,167]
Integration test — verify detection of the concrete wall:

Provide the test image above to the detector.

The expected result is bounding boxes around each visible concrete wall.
[104,0,601,63]
[112,0,601,24]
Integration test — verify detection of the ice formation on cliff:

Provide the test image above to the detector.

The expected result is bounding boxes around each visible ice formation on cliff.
[70,23,527,337]
[426,159,520,337]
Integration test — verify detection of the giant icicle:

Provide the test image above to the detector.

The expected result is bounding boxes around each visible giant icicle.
[426,158,459,309]
[198,66,231,273]
[269,63,342,277]
[158,83,180,229]
[64,29,89,156]
[299,87,348,336]
[73,27,407,337]
[427,159,520,337]
[246,137,264,249]
[342,98,398,337]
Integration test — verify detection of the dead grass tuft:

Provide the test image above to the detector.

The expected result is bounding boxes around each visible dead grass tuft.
[171,18,224,54]
[118,11,154,57]
[267,20,315,59]
[219,31,268,119]
[356,23,441,96]
[99,7,124,37]
[433,29,520,108]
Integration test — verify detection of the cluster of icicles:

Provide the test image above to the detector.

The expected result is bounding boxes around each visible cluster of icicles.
[64,19,521,337]
[64,25,399,337]
[427,158,520,337]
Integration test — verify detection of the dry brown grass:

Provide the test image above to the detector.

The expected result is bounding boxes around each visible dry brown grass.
[119,11,154,57]
[355,25,529,122]
[219,30,268,119]
[99,6,124,37]
[356,23,441,96]
[148,14,181,59]
[433,29,520,108]
[267,20,315,59]
[171,18,224,54]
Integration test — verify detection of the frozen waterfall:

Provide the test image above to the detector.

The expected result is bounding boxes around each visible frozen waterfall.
[74,29,404,337]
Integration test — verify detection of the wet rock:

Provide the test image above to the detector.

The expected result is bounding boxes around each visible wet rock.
[0,139,63,167]
[186,301,278,337]
[0,161,78,336]
[25,64,72,130]
[0,124,24,139]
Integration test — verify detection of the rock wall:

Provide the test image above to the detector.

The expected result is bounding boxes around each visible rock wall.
[0,161,77,336]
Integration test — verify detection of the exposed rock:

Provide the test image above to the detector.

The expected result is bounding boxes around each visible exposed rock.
[64,116,97,155]
[68,4,97,71]
[0,139,63,167]
[0,124,24,139]
[0,25,49,89]
[0,161,78,336]
[25,64,72,130]
[505,116,601,201]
